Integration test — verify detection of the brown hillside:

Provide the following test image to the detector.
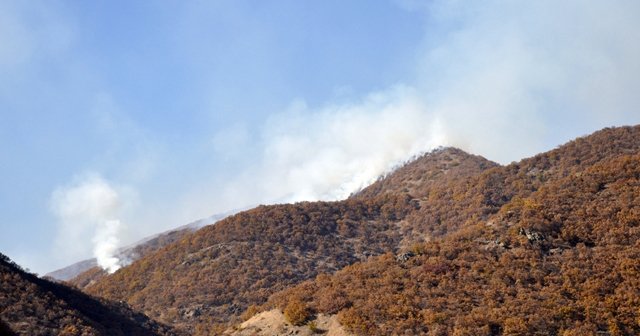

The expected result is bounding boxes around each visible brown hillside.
[77,148,495,334]
[0,253,179,336]
[399,126,640,245]
[81,125,640,335]
[66,226,194,289]
[262,132,640,335]
[353,147,499,200]
[83,197,414,334]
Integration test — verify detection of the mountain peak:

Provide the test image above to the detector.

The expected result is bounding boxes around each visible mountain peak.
[353,147,498,199]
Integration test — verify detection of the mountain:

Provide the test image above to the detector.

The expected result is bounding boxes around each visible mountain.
[260,150,640,335]
[45,258,98,282]
[245,125,640,335]
[70,147,496,334]
[74,125,640,335]
[0,253,179,336]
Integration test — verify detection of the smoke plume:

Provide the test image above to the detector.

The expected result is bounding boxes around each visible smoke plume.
[191,86,445,215]
[50,174,127,273]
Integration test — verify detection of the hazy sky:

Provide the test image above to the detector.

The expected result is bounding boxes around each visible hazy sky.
[1,0,639,274]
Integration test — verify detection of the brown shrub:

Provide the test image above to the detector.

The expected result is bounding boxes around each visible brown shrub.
[284,299,311,326]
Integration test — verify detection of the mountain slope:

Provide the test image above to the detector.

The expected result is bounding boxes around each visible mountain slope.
[50,211,234,284]
[83,198,413,334]
[262,152,640,335]
[353,147,499,200]
[76,148,496,334]
[79,125,640,335]
[398,126,640,244]
[47,227,192,283]
[0,253,178,336]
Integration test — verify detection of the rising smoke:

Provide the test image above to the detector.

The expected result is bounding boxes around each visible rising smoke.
[50,174,127,273]
[258,86,444,202]
[190,86,446,216]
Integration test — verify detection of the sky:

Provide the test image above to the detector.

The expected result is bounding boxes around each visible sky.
[1,0,639,274]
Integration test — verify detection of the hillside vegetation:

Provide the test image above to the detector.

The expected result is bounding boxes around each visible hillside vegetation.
[0,253,178,336]
[65,227,193,289]
[75,147,494,334]
[264,152,640,335]
[77,125,640,335]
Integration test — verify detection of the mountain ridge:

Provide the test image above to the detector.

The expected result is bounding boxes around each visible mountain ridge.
[48,211,235,286]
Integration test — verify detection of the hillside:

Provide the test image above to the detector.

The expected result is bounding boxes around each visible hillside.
[50,211,235,284]
[78,125,640,335]
[47,227,192,283]
[394,126,640,249]
[62,226,194,289]
[0,253,178,336]
[353,147,499,200]
[74,148,495,334]
[261,152,640,335]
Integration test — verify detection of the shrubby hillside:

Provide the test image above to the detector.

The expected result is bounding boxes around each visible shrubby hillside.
[264,152,640,335]
[65,226,194,289]
[75,147,494,334]
[0,253,178,336]
[76,125,640,335]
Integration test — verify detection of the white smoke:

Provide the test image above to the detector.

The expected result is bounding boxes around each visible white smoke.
[50,174,127,273]
[261,86,445,202]
[188,86,447,215]
[413,0,640,162]
[92,219,122,273]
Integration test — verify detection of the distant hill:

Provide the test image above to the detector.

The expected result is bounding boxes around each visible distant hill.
[48,211,233,285]
[46,258,98,282]
[0,253,179,336]
[75,125,640,335]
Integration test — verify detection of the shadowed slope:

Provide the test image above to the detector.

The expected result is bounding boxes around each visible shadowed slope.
[0,253,178,336]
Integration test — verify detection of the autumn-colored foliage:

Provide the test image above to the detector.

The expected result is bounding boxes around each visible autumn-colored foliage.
[76,147,494,334]
[72,125,640,335]
[265,136,640,335]
[0,253,178,335]
[283,298,311,326]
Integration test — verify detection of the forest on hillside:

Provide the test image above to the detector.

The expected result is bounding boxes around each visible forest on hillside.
[0,253,178,336]
[45,125,640,335]
[265,153,640,335]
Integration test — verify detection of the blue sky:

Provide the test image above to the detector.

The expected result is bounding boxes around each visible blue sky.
[1,0,639,273]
